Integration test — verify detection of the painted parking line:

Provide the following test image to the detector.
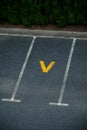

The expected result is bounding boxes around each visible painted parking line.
[62,39,87,106]
[14,37,73,105]
[49,38,76,106]
[1,32,87,40]
[0,35,33,100]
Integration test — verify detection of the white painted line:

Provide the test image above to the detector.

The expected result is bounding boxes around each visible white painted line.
[0,33,34,37]
[0,33,72,39]
[37,35,73,39]
[49,38,76,106]
[34,36,87,40]
[49,103,87,107]
[0,33,87,40]
[58,38,76,104]
[2,99,21,103]
[2,36,36,102]
[49,102,69,106]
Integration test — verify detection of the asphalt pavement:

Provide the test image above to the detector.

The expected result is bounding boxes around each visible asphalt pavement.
[0,34,87,130]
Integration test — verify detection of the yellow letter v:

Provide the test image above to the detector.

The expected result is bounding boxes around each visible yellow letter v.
[40,60,56,73]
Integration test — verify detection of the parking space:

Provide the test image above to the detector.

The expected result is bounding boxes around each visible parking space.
[0,36,33,100]
[15,37,73,105]
[0,34,87,130]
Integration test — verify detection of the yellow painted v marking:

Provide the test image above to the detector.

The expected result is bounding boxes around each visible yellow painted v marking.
[40,60,56,73]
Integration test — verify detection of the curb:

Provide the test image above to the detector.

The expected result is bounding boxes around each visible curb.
[0,28,87,38]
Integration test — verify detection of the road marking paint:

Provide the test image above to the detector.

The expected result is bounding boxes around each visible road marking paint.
[58,38,76,104]
[2,36,36,103]
[49,38,76,106]
[1,33,87,40]
[2,99,21,102]
[0,33,33,37]
[40,61,55,73]
[49,102,69,106]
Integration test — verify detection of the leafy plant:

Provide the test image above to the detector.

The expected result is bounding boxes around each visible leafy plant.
[0,0,87,26]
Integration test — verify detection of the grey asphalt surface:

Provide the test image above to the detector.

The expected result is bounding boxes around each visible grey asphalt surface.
[0,35,87,130]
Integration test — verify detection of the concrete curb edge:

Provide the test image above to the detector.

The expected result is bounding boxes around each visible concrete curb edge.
[0,28,87,38]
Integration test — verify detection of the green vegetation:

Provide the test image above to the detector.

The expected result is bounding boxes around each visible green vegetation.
[0,0,87,27]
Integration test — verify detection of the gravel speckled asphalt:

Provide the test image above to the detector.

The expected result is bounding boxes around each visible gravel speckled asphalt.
[0,34,87,130]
